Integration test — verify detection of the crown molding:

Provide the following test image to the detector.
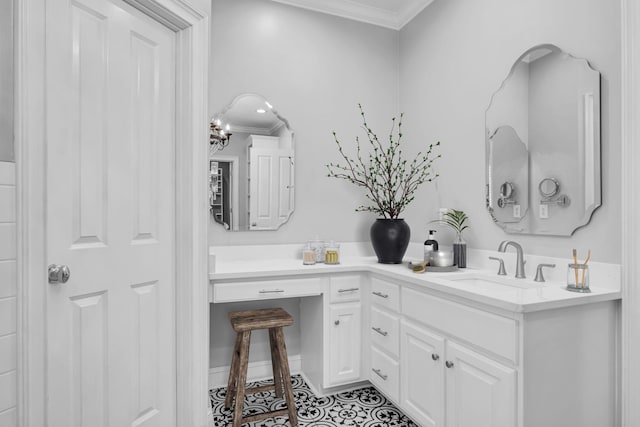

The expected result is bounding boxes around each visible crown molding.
[270,0,434,30]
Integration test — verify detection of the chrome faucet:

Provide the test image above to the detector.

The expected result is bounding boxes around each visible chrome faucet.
[498,240,526,278]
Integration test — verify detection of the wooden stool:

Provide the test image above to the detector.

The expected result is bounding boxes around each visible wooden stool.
[225,308,298,427]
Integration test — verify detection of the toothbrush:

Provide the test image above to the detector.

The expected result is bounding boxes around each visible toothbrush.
[572,249,579,287]
[581,249,591,288]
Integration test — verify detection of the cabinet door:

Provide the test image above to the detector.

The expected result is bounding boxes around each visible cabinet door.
[445,342,516,427]
[327,303,361,386]
[400,321,445,427]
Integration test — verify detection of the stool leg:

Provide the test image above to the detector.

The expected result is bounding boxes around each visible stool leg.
[225,332,243,409]
[269,328,284,398]
[233,331,251,427]
[275,328,298,426]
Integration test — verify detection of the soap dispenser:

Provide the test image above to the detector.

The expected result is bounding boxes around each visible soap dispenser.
[424,230,439,265]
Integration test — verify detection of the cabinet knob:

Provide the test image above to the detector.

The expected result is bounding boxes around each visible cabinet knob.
[445,361,454,369]
[431,353,440,361]
[334,320,340,326]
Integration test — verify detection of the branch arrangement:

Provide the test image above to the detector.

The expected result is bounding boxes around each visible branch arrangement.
[327,104,441,219]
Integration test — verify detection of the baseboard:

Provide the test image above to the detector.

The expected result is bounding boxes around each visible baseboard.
[298,371,370,398]
[208,355,303,389]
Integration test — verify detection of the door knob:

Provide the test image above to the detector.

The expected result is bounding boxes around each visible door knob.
[48,264,70,284]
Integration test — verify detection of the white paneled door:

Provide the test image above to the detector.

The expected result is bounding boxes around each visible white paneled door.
[45,0,177,425]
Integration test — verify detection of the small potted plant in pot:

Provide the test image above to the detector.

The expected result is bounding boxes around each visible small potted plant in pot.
[327,104,442,264]
[431,209,469,268]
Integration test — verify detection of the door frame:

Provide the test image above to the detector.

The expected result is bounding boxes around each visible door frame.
[210,155,240,230]
[15,0,211,426]
[621,1,640,426]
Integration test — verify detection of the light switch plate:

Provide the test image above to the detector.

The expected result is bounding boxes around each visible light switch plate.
[539,204,549,219]
[513,205,521,218]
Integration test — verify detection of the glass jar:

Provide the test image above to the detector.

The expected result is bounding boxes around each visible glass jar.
[566,263,590,293]
[324,241,340,265]
[302,242,316,265]
[310,238,325,263]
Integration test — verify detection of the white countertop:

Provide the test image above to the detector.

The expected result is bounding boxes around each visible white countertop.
[209,250,621,314]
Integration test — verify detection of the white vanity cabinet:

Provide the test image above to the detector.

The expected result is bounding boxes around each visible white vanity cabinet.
[396,281,617,427]
[368,277,401,401]
[210,257,620,427]
[400,320,445,427]
[400,318,516,427]
[445,341,516,427]
[324,274,362,387]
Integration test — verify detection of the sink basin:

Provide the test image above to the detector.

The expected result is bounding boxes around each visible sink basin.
[442,274,546,293]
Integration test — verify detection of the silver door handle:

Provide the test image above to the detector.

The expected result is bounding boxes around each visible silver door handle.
[259,289,285,294]
[372,291,389,299]
[372,368,388,381]
[372,327,388,336]
[338,287,359,293]
[48,264,70,284]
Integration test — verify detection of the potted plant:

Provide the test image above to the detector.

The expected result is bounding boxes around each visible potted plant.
[431,209,469,268]
[327,104,442,264]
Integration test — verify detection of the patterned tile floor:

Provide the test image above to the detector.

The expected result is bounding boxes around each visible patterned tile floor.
[209,375,418,426]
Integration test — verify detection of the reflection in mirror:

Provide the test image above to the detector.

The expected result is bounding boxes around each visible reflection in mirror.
[500,182,514,199]
[539,178,560,198]
[487,126,529,228]
[539,177,570,208]
[210,94,294,231]
[486,44,601,236]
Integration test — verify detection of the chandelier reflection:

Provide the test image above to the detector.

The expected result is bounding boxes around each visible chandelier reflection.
[210,119,232,151]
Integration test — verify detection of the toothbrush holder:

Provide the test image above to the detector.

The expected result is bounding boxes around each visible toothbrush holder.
[566,263,591,293]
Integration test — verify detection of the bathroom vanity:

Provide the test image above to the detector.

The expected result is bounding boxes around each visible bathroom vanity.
[209,244,620,427]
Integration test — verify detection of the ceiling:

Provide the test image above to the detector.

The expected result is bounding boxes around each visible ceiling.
[270,0,436,30]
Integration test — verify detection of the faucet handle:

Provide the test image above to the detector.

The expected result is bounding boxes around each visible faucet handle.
[534,263,556,282]
[489,257,507,276]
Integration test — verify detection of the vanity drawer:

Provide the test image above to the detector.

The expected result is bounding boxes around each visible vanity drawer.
[370,306,400,358]
[370,277,400,312]
[370,346,399,402]
[402,288,518,363]
[329,274,362,303]
[213,277,323,303]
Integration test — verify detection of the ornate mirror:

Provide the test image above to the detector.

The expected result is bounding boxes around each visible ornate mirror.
[209,93,294,231]
[485,44,601,236]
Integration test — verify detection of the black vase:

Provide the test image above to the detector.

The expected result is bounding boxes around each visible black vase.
[453,241,467,268]
[370,219,411,264]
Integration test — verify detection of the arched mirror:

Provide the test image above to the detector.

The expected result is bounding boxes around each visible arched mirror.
[209,93,294,231]
[486,44,601,236]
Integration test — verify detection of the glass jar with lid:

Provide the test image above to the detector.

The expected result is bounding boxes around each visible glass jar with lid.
[324,241,340,265]
[302,242,316,265]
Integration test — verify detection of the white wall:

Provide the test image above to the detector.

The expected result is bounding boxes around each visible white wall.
[399,0,620,262]
[0,162,16,425]
[209,0,399,246]
[0,0,14,162]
